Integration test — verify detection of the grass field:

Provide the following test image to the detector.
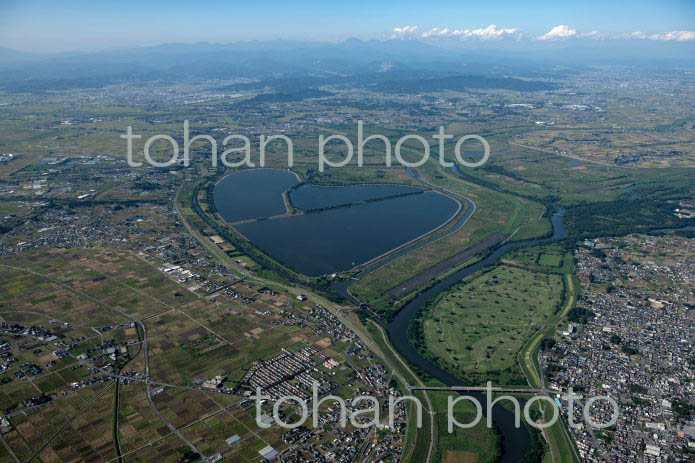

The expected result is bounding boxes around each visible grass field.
[416,264,564,386]
[364,320,505,463]
[349,122,693,311]
[538,253,563,267]
[503,244,574,273]
[454,129,695,207]
[351,155,550,310]
[510,245,581,463]
[429,391,501,463]
[517,270,581,463]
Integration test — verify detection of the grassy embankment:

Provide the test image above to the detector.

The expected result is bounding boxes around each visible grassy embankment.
[364,319,502,463]
[351,155,550,313]
[409,244,581,462]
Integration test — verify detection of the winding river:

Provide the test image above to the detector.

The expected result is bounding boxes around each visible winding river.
[215,166,569,460]
[386,207,566,461]
[353,161,568,462]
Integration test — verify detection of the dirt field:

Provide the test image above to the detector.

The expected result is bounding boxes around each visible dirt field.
[384,233,508,298]
[443,449,480,463]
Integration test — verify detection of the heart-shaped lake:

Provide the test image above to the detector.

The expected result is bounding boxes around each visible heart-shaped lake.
[213,169,460,277]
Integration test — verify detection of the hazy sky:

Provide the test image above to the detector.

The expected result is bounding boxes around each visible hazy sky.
[0,0,693,51]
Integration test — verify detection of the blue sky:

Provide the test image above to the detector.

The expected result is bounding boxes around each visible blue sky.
[0,0,693,51]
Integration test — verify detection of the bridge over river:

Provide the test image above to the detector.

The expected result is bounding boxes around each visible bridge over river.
[407,386,554,394]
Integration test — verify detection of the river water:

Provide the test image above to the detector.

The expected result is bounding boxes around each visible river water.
[217,167,569,460]
[386,207,566,461]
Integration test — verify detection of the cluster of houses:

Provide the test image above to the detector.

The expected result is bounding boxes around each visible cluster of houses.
[540,235,695,462]
[240,347,333,400]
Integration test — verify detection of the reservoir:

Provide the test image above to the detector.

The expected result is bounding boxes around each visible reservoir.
[213,169,299,222]
[214,169,460,276]
[290,183,422,210]
[215,167,568,461]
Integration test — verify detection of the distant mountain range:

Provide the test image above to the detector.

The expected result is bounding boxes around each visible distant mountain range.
[0,38,691,93]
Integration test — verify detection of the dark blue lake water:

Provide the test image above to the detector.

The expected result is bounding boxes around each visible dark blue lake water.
[235,192,458,276]
[289,184,422,210]
[213,169,459,276]
[213,169,298,222]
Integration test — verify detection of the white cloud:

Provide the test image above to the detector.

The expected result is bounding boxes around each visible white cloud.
[454,24,521,40]
[421,24,520,40]
[537,25,577,41]
[625,30,695,41]
[422,28,451,38]
[625,31,648,40]
[579,30,602,38]
[391,25,419,39]
[395,25,695,43]
[648,30,695,41]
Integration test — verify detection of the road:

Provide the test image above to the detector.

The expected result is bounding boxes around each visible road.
[0,433,20,463]
[516,272,582,463]
[369,321,435,463]
[176,180,442,462]
[0,263,203,459]
[350,166,479,284]
[409,386,547,394]
[27,380,115,462]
